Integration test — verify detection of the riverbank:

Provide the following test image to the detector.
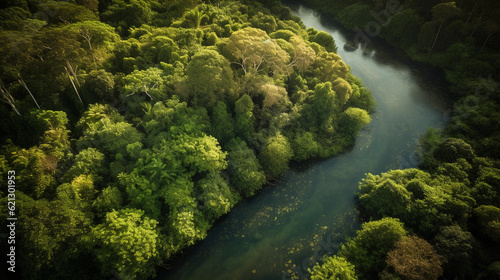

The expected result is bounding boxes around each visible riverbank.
[285,1,500,279]
[292,0,500,160]
[159,3,449,279]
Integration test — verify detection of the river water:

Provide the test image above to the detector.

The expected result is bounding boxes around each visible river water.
[159,3,449,280]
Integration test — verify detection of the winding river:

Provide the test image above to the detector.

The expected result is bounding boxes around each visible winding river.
[159,3,449,280]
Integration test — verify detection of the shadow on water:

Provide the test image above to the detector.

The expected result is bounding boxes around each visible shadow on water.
[157,3,451,280]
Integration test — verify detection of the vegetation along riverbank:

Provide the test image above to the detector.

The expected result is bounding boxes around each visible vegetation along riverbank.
[293,0,500,279]
[0,0,374,279]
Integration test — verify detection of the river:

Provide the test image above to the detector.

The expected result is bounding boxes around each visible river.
[158,3,449,280]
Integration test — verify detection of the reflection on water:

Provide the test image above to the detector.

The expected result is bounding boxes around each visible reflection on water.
[158,3,449,280]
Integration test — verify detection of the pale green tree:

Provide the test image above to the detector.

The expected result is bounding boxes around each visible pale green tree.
[226,27,291,76]
[309,256,358,280]
[90,209,160,279]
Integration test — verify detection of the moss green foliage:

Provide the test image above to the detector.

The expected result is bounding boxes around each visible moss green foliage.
[338,218,407,280]
[0,0,373,279]
[309,255,357,280]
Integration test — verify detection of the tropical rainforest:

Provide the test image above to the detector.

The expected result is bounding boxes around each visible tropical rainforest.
[0,0,374,279]
[0,0,499,279]
[295,0,500,280]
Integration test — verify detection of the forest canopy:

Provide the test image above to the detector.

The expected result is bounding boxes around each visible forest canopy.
[0,0,373,279]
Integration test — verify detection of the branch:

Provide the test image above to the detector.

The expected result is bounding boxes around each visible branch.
[19,77,40,109]
[65,67,83,104]
[143,85,153,100]
[0,81,21,115]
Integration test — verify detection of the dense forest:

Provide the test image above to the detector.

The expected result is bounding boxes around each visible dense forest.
[291,0,500,279]
[0,0,374,279]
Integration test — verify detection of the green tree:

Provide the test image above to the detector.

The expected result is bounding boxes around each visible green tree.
[340,107,371,135]
[234,94,255,141]
[312,52,350,82]
[309,30,337,53]
[339,218,407,280]
[35,110,71,161]
[57,174,96,212]
[332,78,353,106]
[93,186,123,218]
[197,173,238,222]
[184,7,209,29]
[102,0,152,36]
[123,67,166,101]
[259,132,293,177]
[66,21,119,66]
[433,225,475,279]
[171,133,227,174]
[81,69,115,103]
[429,2,462,53]
[184,49,235,107]
[18,197,91,279]
[37,1,98,24]
[11,147,56,198]
[78,117,144,155]
[210,101,236,146]
[290,35,316,73]
[90,209,160,280]
[227,139,266,197]
[309,255,358,280]
[473,205,500,244]
[306,82,337,132]
[292,131,319,161]
[383,9,424,49]
[62,148,106,183]
[358,174,412,220]
[433,138,476,163]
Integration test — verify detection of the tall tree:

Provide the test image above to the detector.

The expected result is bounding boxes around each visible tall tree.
[309,256,358,280]
[429,2,462,53]
[226,27,291,76]
[339,218,407,280]
[90,209,160,280]
[259,132,293,177]
[184,49,235,107]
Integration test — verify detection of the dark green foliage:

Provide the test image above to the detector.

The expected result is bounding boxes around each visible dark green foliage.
[210,101,236,146]
[102,0,152,36]
[433,225,475,279]
[227,139,266,197]
[184,49,235,107]
[309,30,338,53]
[339,218,407,280]
[234,94,255,142]
[473,205,500,244]
[434,138,476,163]
[259,132,293,178]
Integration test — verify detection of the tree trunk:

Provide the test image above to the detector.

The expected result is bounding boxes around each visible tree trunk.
[430,22,443,54]
[470,9,484,38]
[19,78,40,109]
[480,32,494,53]
[65,67,83,104]
[0,82,21,115]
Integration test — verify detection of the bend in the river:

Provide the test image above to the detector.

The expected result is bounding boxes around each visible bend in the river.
[158,3,449,280]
